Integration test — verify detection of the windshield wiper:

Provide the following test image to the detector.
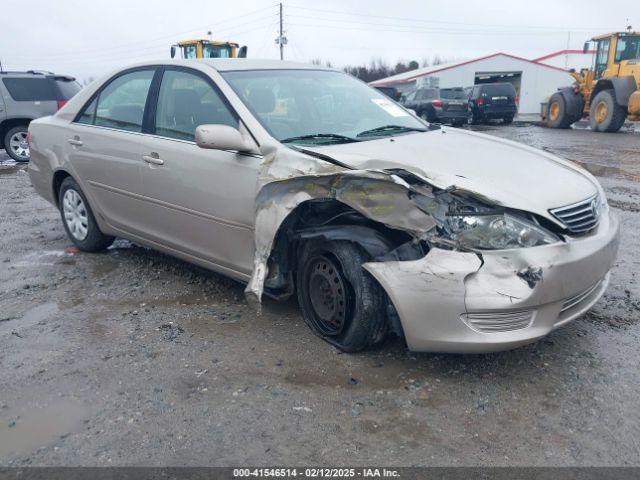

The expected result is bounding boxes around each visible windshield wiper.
[356,125,427,138]
[281,133,359,145]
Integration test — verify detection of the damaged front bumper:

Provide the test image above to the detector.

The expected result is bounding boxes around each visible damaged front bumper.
[363,209,620,353]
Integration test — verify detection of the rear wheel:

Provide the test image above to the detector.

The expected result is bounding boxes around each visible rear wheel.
[546,93,573,129]
[58,177,114,252]
[503,115,514,124]
[296,240,388,352]
[4,126,30,162]
[589,90,627,132]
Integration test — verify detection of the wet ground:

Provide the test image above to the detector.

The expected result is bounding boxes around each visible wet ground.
[0,124,639,466]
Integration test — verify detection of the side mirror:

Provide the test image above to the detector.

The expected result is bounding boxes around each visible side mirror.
[238,46,248,58]
[170,45,176,59]
[195,124,253,152]
[583,41,590,54]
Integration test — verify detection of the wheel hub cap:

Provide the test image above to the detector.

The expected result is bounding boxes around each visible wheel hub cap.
[595,101,608,124]
[307,256,347,335]
[62,189,89,241]
[9,131,29,160]
[549,101,560,121]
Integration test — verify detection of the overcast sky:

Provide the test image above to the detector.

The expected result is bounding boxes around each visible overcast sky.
[0,0,635,82]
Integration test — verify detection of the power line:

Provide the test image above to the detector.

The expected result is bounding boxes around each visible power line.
[285,4,618,32]
[287,21,580,37]
[4,20,278,67]
[286,13,598,34]
[14,5,278,61]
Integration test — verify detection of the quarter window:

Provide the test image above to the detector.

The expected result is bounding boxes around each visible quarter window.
[154,69,237,141]
[76,69,154,132]
[2,78,57,101]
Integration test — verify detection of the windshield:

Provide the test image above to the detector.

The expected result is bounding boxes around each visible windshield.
[440,89,467,100]
[615,35,640,62]
[202,44,232,58]
[221,69,427,144]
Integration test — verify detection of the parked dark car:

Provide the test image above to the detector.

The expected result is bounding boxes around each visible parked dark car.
[374,86,401,101]
[402,87,469,126]
[467,83,518,125]
[0,71,81,161]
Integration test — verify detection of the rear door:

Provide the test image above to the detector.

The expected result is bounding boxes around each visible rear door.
[134,66,260,276]
[65,68,156,234]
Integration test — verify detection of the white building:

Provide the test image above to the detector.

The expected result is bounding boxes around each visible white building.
[532,49,595,71]
[370,52,578,114]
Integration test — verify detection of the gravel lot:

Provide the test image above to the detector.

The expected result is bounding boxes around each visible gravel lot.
[1,124,639,467]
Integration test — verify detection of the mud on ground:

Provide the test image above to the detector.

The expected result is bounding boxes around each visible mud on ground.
[0,124,639,466]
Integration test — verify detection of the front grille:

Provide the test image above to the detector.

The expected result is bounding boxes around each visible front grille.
[550,195,600,234]
[461,310,534,333]
[560,280,603,313]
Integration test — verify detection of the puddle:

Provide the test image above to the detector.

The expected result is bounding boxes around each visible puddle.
[0,400,88,458]
[0,164,23,176]
[1,302,59,332]
[20,302,59,327]
[572,160,640,183]
[11,250,70,268]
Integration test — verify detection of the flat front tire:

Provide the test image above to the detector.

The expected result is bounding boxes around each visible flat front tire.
[58,177,114,252]
[296,240,388,352]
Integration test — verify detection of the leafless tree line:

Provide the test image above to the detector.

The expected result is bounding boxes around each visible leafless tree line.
[311,56,449,82]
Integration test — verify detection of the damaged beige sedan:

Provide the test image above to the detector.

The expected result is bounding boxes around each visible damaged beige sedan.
[27,59,619,353]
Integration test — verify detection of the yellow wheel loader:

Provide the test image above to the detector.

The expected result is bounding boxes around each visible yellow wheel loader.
[543,31,640,132]
[170,39,247,59]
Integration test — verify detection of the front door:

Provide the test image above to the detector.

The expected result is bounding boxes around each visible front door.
[66,68,156,235]
[136,67,260,276]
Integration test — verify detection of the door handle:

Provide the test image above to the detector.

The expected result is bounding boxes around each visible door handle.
[67,138,83,147]
[142,153,164,166]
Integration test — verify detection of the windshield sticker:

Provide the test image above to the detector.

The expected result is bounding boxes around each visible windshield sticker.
[371,98,409,117]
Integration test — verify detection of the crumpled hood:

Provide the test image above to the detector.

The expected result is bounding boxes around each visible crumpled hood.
[306,127,600,225]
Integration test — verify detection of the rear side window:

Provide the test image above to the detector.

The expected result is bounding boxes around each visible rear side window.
[417,89,438,100]
[441,89,467,100]
[55,79,81,99]
[2,78,58,101]
[76,70,154,133]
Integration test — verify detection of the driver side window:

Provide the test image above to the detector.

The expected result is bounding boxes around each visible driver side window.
[154,69,237,142]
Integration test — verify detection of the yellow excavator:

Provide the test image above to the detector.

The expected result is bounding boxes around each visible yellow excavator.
[543,30,640,132]
[170,39,247,59]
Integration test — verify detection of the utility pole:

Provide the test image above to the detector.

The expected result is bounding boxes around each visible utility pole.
[275,3,287,60]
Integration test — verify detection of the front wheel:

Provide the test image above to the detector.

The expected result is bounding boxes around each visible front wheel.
[589,90,627,132]
[58,177,114,252]
[296,240,388,352]
[4,126,30,162]
[546,93,573,129]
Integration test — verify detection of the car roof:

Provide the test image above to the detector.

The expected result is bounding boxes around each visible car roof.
[127,58,332,72]
[0,70,74,79]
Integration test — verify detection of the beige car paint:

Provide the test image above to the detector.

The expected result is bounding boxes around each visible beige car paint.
[27,59,620,353]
